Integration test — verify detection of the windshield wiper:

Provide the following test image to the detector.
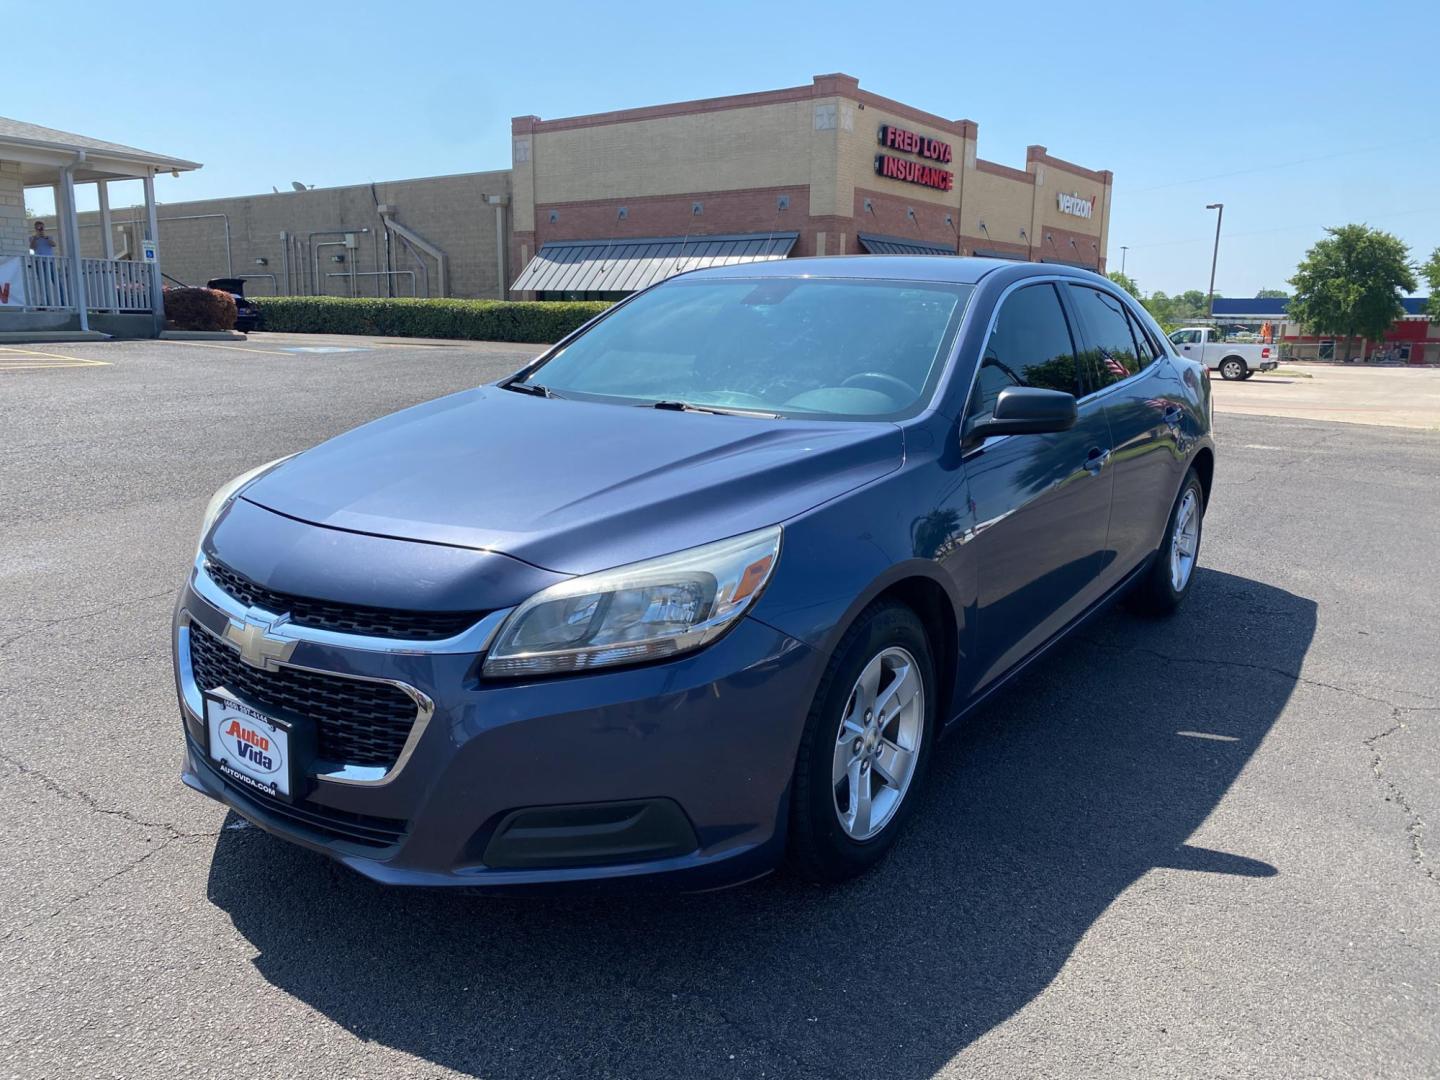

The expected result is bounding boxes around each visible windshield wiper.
[502,381,561,399]
[648,400,779,419]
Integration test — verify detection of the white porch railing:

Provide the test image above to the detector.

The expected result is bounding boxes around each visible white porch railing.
[80,257,156,312]
[21,254,69,310]
[20,253,156,313]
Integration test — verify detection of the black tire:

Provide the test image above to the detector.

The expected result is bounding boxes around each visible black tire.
[789,600,937,883]
[1219,357,1248,381]
[1126,470,1205,616]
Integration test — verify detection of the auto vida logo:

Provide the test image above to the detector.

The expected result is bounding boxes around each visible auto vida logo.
[217,716,283,775]
[1057,192,1097,219]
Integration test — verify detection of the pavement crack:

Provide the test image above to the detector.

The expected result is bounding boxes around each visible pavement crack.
[1364,714,1435,887]
[1079,638,1437,888]
[0,751,217,841]
[3,833,206,940]
[0,588,175,651]
[1075,638,1436,713]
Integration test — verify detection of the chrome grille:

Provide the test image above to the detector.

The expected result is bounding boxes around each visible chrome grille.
[188,622,418,768]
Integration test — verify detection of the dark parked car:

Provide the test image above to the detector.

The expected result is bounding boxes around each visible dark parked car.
[173,257,1214,889]
[205,277,262,332]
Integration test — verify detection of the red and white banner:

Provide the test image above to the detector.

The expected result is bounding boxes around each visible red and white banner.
[0,256,25,306]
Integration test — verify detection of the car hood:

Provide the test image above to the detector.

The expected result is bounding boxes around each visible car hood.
[241,387,904,575]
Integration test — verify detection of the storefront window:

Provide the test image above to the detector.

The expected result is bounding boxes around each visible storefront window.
[1318,340,1335,361]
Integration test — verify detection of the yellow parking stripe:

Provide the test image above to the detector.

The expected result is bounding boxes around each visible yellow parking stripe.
[0,346,109,370]
[154,339,296,358]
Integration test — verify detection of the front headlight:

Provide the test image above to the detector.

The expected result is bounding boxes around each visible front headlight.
[196,456,295,554]
[482,526,782,678]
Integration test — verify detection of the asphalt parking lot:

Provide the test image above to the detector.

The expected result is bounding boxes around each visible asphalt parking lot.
[2,336,1437,1079]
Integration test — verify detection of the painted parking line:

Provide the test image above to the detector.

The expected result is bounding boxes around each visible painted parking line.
[0,346,110,371]
[153,339,298,358]
[281,346,369,354]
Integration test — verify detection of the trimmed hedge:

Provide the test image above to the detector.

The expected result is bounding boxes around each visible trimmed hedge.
[250,296,612,344]
[165,287,237,331]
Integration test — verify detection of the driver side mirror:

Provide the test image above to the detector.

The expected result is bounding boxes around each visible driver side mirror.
[965,386,1078,444]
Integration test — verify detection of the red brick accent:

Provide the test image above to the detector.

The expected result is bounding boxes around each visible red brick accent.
[1035,222,1104,268]
[521,83,820,134]
[515,73,980,139]
[511,116,539,135]
[974,158,1034,184]
[536,186,811,247]
[961,235,1031,260]
[853,187,961,253]
[1029,144,1110,186]
[855,90,976,139]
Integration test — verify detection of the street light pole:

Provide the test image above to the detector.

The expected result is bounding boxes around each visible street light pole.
[1205,203,1224,317]
[1120,245,1129,274]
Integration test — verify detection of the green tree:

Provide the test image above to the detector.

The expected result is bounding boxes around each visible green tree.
[1255,288,1288,299]
[1107,270,1140,297]
[1421,248,1440,322]
[1287,225,1416,361]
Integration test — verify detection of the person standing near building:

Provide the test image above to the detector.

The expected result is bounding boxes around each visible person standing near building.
[28,220,62,305]
[29,220,56,256]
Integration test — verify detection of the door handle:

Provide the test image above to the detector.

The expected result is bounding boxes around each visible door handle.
[1084,448,1112,475]
[1163,404,1183,426]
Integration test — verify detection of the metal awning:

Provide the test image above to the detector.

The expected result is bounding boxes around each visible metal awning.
[512,232,798,294]
[857,233,955,257]
[970,247,1026,261]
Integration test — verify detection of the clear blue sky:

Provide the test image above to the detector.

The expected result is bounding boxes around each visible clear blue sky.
[14,0,1437,297]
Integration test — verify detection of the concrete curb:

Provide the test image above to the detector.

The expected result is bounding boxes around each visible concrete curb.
[159,330,249,341]
[0,330,111,344]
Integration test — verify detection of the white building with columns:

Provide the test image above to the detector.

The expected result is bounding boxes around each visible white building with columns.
[0,117,199,337]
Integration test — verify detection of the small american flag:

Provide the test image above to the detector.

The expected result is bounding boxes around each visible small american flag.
[1104,355,1130,378]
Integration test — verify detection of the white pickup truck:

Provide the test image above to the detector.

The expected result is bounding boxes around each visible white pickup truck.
[1168,327,1279,380]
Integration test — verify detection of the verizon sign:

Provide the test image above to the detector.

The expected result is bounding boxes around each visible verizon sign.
[1057,192,1097,220]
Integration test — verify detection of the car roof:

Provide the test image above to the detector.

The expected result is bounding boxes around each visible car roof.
[677,255,1109,286]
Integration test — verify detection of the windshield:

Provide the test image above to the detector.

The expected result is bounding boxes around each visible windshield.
[517,277,973,420]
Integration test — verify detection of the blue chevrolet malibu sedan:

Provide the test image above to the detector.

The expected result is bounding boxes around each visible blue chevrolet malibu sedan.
[174,257,1214,889]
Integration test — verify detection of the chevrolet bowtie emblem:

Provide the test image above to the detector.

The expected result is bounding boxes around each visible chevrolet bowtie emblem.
[224,611,298,670]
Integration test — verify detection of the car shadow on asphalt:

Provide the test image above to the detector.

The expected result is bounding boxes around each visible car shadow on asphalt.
[205,567,1314,1079]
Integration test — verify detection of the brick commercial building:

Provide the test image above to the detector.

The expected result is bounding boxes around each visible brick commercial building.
[509,73,1112,298]
[72,73,1112,303]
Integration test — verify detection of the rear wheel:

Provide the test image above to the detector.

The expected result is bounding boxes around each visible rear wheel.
[789,601,936,882]
[1219,357,1247,380]
[1126,470,1205,616]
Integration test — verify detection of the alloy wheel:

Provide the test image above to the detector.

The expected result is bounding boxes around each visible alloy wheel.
[832,646,925,841]
[1170,488,1200,592]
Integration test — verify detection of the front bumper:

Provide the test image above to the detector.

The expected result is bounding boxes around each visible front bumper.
[174,562,819,891]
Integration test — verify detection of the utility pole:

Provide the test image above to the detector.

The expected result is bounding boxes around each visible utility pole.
[1205,203,1224,317]
[1120,245,1129,274]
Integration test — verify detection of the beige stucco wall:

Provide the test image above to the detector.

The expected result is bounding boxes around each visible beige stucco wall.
[960,167,1033,249]
[1033,161,1108,253]
[76,170,512,298]
[529,100,818,206]
[0,161,25,257]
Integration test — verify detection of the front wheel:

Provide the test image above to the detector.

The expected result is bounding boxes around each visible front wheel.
[1219,357,1248,380]
[789,601,937,882]
[1125,471,1205,616]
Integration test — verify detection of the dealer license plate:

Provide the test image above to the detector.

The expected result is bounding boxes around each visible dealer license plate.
[206,693,294,800]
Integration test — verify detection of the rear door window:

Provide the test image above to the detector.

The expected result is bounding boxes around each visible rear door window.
[1066,285,1144,393]
[1124,306,1164,369]
[967,283,1080,424]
